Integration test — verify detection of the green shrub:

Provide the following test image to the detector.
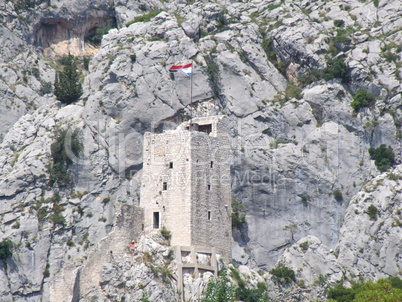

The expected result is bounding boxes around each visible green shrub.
[323,58,349,81]
[333,30,351,44]
[205,54,221,98]
[235,282,268,302]
[299,241,309,252]
[82,56,90,70]
[383,51,399,63]
[160,226,171,240]
[299,70,323,87]
[0,239,13,260]
[284,83,302,100]
[270,263,296,286]
[87,26,114,46]
[43,267,50,278]
[130,54,136,63]
[51,201,66,226]
[54,55,83,104]
[389,277,402,289]
[368,144,395,172]
[39,81,53,95]
[367,204,378,221]
[201,269,236,302]
[141,291,150,302]
[327,283,362,302]
[126,10,161,27]
[327,278,402,302]
[334,19,345,27]
[333,190,343,202]
[231,196,246,229]
[350,90,376,111]
[48,127,83,187]
[102,197,111,204]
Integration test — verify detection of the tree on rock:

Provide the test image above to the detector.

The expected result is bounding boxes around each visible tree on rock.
[368,144,395,172]
[351,90,376,112]
[54,55,83,104]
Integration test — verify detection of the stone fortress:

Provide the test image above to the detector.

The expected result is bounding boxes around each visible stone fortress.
[140,115,232,261]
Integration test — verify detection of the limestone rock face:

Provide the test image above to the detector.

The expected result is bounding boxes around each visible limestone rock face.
[0,0,401,301]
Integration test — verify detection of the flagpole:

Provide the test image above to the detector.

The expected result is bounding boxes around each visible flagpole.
[190,62,193,128]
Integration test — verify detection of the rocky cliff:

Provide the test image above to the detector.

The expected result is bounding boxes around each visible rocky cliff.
[0,0,401,301]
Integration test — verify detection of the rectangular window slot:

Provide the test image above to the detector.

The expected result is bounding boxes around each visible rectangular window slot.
[169,162,173,169]
[208,184,211,191]
[208,211,212,221]
[210,161,214,168]
[198,124,212,134]
[153,212,160,229]
[163,182,168,191]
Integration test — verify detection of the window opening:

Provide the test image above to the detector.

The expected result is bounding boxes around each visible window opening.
[208,211,212,220]
[210,161,214,168]
[163,182,168,191]
[153,212,160,229]
[198,124,212,134]
[208,184,211,191]
[169,162,173,169]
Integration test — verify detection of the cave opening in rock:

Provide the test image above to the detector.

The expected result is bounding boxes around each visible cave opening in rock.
[84,17,117,47]
[34,20,69,49]
[34,16,117,55]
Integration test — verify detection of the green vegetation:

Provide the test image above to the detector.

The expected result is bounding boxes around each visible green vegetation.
[0,239,13,260]
[299,70,323,87]
[368,144,395,172]
[299,241,309,252]
[269,263,296,286]
[48,127,83,187]
[383,51,399,63]
[231,196,246,229]
[327,277,402,302]
[126,10,161,27]
[203,267,270,302]
[333,190,343,202]
[87,25,114,46]
[160,226,171,240]
[334,20,345,27]
[284,83,302,101]
[350,90,376,112]
[283,223,297,241]
[43,265,50,278]
[54,55,83,104]
[216,7,228,30]
[141,291,150,302]
[262,37,286,74]
[102,197,111,204]
[14,0,35,10]
[201,269,236,302]
[367,204,378,221]
[230,267,269,302]
[39,81,53,95]
[204,54,221,99]
[323,58,349,82]
[130,54,136,63]
[82,56,90,70]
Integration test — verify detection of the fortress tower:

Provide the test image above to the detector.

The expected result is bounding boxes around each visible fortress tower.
[140,116,232,260]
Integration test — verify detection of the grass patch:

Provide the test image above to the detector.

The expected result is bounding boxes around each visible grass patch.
[126,10,161,27]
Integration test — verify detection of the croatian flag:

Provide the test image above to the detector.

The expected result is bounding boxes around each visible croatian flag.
[169,63,192,76]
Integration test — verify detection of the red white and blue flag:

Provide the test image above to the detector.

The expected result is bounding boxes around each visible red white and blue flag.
[169,63,192,76]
